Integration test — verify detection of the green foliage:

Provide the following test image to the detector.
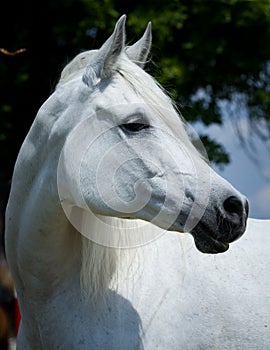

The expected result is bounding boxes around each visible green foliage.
[1,0,270,178]
[199,135,230,168]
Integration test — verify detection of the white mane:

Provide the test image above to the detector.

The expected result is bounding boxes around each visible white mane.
[58,50,98,86]
[118,57,201,156]
[80,216,163,301]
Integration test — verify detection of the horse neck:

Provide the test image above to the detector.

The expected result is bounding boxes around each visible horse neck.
[9,169,120,301]
[6,155,80,299]
[24,198,83,295]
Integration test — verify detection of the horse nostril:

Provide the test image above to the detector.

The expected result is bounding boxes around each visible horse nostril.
[223,196,243,217]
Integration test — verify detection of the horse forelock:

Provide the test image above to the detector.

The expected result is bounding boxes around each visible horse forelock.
[116,55,199,156]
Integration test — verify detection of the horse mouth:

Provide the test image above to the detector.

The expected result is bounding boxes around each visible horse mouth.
[191,224,230,254]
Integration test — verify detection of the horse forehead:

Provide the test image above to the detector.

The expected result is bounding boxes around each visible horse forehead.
[93,84,153,120]
[97,78,143,106]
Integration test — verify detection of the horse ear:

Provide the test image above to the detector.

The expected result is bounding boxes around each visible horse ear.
[83,15,126,87]
[126,22,152,68]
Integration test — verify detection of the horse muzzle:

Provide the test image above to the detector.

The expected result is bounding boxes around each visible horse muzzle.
[191,195,249,254]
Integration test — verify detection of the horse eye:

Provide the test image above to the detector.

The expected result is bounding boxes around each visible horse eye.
[120,123,150,132]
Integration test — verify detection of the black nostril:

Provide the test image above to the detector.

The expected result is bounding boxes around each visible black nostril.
[223,196,243,216]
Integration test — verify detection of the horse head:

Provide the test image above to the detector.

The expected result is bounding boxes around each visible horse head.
[57,15,248,254]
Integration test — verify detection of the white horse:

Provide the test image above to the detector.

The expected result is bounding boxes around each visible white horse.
[5,16,269,349]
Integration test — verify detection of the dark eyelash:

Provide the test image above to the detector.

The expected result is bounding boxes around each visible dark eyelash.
[120,123,150,132]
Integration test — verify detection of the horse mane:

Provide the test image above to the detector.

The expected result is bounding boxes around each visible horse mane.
[116,56,195,152]
[80,216,162,301]
[58,49,195,301]
[58,50,98,86]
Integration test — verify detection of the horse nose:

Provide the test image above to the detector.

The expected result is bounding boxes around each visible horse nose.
[223,196,249,231]
[219,195,249,243]
[223,196,249,218]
